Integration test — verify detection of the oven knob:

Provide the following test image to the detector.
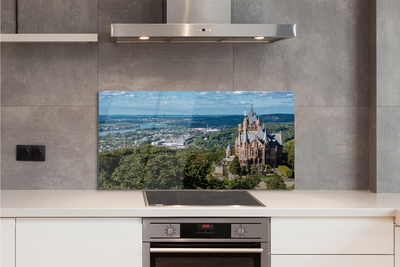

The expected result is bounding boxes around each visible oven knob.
[166,227,175,236]
[237,227,245,236]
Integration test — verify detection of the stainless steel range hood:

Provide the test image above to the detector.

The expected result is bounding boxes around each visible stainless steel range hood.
[111,0,296,44]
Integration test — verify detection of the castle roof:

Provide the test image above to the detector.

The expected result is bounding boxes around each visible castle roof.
[226,144,232,151]
[241,128,282,146]
[248,104,258,124]
[239,104,283,147]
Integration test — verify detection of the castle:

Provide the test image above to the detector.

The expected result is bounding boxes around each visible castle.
[233,104,283,168]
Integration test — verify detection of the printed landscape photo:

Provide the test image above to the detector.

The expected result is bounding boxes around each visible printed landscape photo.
[99,91,295,190]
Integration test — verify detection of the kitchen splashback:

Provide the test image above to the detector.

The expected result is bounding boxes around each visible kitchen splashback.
[99,91,294,190]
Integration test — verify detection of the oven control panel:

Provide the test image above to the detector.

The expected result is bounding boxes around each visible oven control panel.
[149,224,181,238]
[231,223,262,239]
[146,222,264,239]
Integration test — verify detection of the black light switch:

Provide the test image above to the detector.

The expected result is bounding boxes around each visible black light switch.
[17,145,45,161]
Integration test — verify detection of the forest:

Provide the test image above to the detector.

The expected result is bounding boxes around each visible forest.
[99,144,293,190]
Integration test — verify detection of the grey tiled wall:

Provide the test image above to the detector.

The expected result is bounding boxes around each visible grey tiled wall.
[1,0,381,190]
[373,0,400,193]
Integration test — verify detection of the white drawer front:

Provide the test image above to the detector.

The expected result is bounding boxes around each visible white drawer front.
[16,218,142,267]
[271,255,393,267]
[1,218,16,267]
[271,217,393,254]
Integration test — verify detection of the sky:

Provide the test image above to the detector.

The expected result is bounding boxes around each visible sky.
[99,91,294,116]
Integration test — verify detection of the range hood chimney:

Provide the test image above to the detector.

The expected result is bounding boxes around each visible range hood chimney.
[111,0,296,43]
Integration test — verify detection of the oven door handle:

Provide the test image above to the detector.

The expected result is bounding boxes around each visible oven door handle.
[149,248,263,253]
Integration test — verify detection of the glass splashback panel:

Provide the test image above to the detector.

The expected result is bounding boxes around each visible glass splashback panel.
[99,91,295,190]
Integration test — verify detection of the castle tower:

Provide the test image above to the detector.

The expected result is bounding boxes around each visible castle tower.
[226,144,232,157]
[234,104,283,168]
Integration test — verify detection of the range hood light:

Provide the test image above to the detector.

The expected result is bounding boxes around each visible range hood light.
[139,36,150,40]
[254,36,265,40]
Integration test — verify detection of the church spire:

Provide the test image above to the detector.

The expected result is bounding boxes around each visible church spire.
[226,144,232,157]
[247,102,257,124]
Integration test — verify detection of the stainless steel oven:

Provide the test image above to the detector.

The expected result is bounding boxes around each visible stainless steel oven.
[143,217,270,267]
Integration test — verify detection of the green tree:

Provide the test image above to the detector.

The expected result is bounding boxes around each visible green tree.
[229,156,241,175]
[265,173,287,190]
[199,150,225,164]
[139,140,151,146]
[250,165,257,174]
[240,166,248,176]
[99,172,120,189]
[110,145,184,189]
[99,148,136,189]
[287,139,295,170]
[228,174,261,189]
[206,177,227,189]
[182,153,211,189]
[110,153,148,189]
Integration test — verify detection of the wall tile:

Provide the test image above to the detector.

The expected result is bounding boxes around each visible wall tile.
[17,0,97,33]
[369,106,377,192]
[1,106,98,190]
[98,0,163,43]
[295,106,369,190]
[376,107,400,193]
[1,0,16,33]
[377,0,400,106]
[1,43,98,106]
[233,0,372,107]
[98,43,233,92]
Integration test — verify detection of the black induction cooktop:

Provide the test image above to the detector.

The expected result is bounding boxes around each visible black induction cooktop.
[143,190,265,206]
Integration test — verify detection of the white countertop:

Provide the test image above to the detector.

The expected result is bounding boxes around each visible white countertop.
[1,190,399,224]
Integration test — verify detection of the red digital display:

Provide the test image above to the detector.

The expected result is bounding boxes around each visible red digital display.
[198,224,214,231]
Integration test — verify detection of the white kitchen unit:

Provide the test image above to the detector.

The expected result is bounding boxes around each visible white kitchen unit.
[271,217,393,254]
[1,218,15,267]
[396,225,400,267]
[1,190,400,267]
[270,217,394,267]
[271,255,393,267]
[16,218,142,267]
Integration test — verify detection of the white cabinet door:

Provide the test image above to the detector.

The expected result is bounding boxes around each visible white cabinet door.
[271,255,393,267]
[396,226,400,267]
[1,218,16,267]
[271,217,393,255]
[16,218,142,267]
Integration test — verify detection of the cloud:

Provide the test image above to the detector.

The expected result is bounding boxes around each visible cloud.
[195,92,209,96]
[99,91,126,96]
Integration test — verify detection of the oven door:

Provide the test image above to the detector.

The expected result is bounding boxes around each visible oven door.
[143,242,269,267]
